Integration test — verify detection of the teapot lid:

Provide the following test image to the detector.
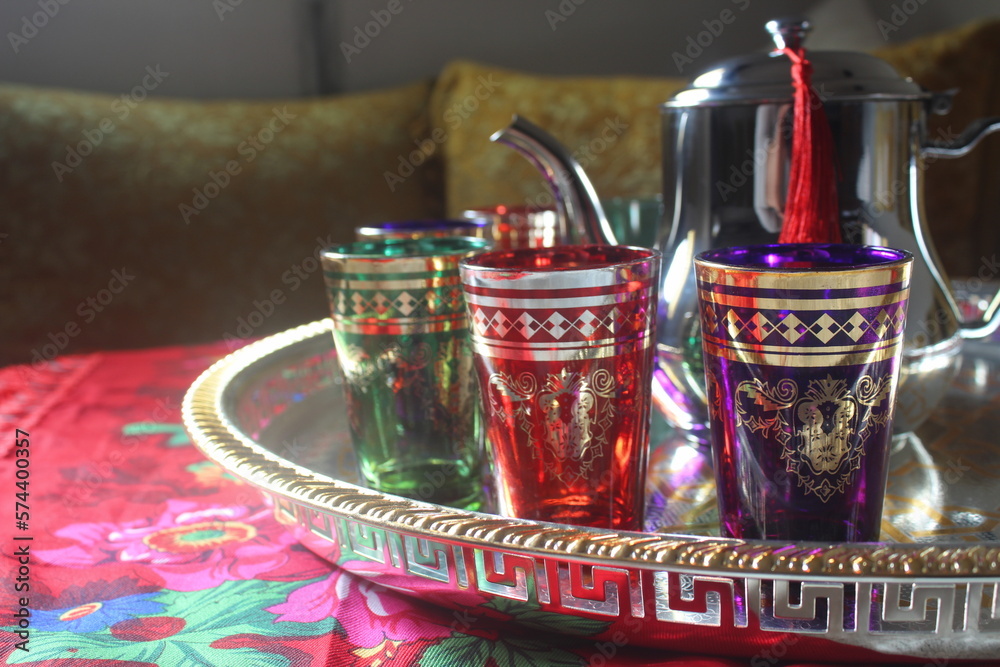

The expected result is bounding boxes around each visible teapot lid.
[666,18,928,107]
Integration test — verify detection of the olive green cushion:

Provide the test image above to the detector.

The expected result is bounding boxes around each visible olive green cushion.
[0,80,440,366]
[426,60,687,216]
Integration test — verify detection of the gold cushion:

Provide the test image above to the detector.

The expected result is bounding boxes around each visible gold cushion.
[427,60,686,216]
[0,80,440,365]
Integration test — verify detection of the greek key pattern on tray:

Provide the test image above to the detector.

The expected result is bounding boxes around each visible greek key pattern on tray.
[273,499,1000,637]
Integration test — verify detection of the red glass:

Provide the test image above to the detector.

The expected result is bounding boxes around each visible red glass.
[460,245,661,530]
[461,204,560,249]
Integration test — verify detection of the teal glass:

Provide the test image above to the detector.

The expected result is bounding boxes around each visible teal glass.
[322,237,490,509]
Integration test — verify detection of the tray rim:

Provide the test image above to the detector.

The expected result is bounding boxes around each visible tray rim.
[181,318,1000,581]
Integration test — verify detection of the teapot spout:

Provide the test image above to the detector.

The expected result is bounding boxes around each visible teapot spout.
[491,115,617,246]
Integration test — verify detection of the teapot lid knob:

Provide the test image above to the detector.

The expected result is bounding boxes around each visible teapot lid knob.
[766,18,811,51]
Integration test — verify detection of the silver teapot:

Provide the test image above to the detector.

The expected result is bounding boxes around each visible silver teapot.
[493,18,1000,441]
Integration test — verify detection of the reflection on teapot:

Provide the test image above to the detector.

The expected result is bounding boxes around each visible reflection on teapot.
[492,18,1000,442]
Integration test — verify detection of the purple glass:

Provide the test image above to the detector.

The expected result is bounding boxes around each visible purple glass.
[355,218,489,241]
[694,244,913,542]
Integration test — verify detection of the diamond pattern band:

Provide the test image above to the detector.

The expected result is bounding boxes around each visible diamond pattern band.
[460,249,659,362]
[697,259,909,367]
[329,285,468,320]
[700,303,907,347]
[467,301,654,360]
[470,305,636,342]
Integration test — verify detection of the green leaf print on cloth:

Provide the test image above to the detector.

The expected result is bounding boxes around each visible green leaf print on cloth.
[9,578,338,667]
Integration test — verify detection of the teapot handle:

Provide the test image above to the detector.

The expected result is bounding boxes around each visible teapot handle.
[923,116,1000,158]
[921,116,1000,339]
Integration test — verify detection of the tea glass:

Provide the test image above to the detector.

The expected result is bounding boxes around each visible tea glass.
[460,245,661,530]
[322,236,491,509]
[695,243,912,541]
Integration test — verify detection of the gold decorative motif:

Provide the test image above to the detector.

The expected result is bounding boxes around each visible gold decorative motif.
[798,378,857,475]
[336,337,475,442]
[434,336,478,444]
[486,368,615,482]
[704,368,722,423]
[338,341,433,393]
[735,374,894,502]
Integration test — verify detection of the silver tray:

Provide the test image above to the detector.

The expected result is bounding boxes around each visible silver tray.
[182,319,1000,661]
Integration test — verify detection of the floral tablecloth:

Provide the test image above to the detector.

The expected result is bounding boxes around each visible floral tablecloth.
[0,341,996,666]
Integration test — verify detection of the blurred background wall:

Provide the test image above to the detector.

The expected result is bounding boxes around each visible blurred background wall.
[0,0,997,99]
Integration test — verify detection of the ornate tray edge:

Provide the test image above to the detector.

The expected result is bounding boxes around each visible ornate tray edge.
[181,319,1000,580]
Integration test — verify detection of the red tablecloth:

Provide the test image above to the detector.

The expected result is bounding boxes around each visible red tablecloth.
[0,342,996,666]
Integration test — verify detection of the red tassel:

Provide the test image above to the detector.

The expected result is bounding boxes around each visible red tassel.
[776,45,841,245]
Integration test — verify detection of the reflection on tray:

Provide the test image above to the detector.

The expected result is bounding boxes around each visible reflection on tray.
[253,333,1000,546]
[185,319,1000,660]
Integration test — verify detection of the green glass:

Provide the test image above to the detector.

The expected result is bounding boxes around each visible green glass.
[603,195,663,249]
[322,237,490,510]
